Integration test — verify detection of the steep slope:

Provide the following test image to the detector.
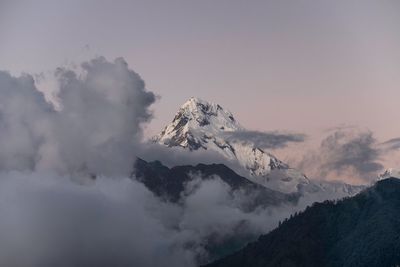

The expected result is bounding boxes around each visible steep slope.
[153,97,310,193]
[204,178,400,267]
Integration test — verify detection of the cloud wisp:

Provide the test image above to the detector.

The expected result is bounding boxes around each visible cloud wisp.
[381,138,400,151]
[223,130,306,150]
[298,129,384,183]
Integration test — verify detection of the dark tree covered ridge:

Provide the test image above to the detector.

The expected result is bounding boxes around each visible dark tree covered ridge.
[205,178,400,267]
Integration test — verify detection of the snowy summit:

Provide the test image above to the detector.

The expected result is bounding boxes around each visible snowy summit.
[154,97,310,193]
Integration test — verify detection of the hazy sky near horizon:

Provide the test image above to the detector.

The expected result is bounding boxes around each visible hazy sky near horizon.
[1,0,400,141]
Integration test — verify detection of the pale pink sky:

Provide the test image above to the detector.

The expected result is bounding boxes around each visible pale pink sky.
[1,0,400,181]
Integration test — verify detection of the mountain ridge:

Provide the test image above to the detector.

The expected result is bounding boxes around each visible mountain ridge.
[132,157,298,209]
[204,177,400,267]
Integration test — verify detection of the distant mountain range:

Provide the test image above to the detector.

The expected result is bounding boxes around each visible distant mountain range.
[152,97,365,198]
[132,158,298,208]
[132,158,364,209]
[204,177,400,267]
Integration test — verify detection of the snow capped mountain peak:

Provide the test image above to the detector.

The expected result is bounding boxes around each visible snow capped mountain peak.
[177,97,241,131]
[153,97,364,196]
[154,97,311,193]
[154,97,242,150]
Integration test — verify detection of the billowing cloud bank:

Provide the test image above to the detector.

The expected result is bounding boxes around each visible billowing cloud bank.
[0,57,299,267]
[0,57,155,176]
[0,172,303,267]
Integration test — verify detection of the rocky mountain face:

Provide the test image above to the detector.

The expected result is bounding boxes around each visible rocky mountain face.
[204,178,400,267]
